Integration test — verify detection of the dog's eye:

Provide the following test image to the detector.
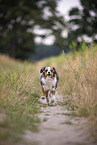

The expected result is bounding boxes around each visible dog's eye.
[50,69,53,72]
[45,69,48,72]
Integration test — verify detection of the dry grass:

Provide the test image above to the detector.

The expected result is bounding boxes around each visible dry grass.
[59,44,97,119]
[37,44,97,124]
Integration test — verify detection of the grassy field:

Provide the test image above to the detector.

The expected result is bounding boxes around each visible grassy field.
[0,43,97,144]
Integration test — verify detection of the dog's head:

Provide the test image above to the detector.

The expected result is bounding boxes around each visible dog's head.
[40,67,56,77]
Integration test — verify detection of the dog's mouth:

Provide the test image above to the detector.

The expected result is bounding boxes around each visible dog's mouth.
[47,73,51,76]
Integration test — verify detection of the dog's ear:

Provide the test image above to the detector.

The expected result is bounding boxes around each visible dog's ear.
[52,67,55,70]
[40,67,46,73]
[52,67,57,74]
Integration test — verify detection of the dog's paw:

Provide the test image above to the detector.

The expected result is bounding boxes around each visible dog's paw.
[51,100,55,105]
[47,102,50,106]
[52,85,54,88]
[41,96,45,100]
[49,92,52,98]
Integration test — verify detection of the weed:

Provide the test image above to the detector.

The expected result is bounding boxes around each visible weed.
[61,120,73,125]
[43,118,48,122]
[45,113,50,116]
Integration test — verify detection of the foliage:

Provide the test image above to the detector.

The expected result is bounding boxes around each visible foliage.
[68,0,97,47]
[0,0,65,59]
[69,41,77,53]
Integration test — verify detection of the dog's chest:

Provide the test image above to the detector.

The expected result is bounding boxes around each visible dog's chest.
[42,76,56,91]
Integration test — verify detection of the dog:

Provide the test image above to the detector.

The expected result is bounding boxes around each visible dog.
[40,67,59,105]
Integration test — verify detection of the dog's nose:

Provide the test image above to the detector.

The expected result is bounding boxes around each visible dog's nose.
[48,72,50,74]
[48,72,50,75]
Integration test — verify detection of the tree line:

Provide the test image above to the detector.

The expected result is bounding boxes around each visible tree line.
[0,0,97,60]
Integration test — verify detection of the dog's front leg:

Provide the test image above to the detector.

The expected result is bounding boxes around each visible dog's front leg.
[45,91,49,105]
[41,85,45,99]
[51,91,55,104]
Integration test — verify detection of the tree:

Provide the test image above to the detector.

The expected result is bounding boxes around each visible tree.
[67,0,97,47]
[0,0,65,59]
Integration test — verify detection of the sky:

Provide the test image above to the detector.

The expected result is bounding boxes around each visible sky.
[35,0,81,45]
[57,0,81,20]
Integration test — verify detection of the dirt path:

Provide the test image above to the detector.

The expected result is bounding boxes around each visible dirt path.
[23,95,96,145]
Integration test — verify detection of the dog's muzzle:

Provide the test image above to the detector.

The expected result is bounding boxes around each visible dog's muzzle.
[47,72,51,76]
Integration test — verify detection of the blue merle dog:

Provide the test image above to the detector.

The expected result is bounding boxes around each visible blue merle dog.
[40,67,59,105]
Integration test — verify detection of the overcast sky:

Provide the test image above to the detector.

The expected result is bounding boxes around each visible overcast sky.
[35,0,81,45]
[57,0,81,20]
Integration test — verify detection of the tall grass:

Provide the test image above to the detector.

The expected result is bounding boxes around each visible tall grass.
[0,55,41,144]
[59,44,97,119]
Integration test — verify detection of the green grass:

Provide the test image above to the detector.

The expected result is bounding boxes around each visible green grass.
[0,55,41,144]
[43,118,48,122]
[61,120,73,125]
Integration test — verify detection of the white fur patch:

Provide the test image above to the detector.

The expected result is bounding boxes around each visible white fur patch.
[52,95,55,101]
[42,76,57,91]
